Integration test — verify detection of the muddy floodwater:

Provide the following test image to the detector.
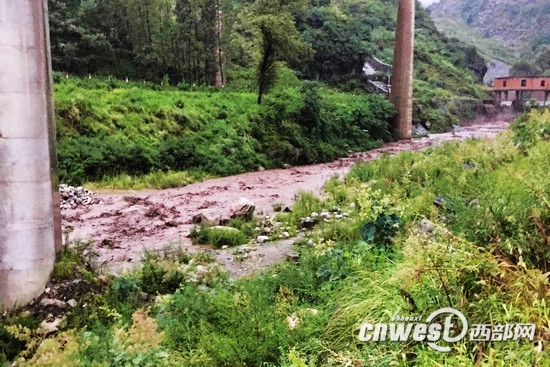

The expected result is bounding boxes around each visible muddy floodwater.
[62,114,513,274]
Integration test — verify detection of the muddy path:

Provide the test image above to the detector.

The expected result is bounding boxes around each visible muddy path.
[62,115,514,274]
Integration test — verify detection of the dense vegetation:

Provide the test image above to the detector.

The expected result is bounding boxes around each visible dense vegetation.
[54,73,395,187]
[50,1,488,127]
[431,0,550,75]
[48,0,489,84]
[2,110,549,366]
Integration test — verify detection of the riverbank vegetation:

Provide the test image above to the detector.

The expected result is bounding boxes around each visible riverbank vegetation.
[2,110,549,366]
[54,74,395,187]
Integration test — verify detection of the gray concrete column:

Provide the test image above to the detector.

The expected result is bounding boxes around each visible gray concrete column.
[390,0,415,140]
[0,0,58,310]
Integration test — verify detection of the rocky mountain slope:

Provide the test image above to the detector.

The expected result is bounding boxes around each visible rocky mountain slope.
[430,0,550,62]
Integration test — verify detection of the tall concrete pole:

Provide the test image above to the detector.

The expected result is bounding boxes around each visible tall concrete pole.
[0,1,60,310]
[390,0,415,140]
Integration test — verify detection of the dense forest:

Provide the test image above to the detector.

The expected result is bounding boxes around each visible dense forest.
[48,0,487,88]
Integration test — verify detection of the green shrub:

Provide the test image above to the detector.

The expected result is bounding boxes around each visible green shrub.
[0,326,25,364]
[291,193,323,220]
[190,226,249,249]
[511,109,550,150]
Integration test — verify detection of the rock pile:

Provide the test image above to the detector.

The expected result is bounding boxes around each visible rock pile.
[59,184,98,209]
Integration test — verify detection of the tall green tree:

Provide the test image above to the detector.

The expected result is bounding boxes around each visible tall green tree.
[249,0,311,104]
[48,0,115,73]
[175,0,218,84]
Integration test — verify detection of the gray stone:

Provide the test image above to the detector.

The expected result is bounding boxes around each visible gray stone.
[302,217,316,229]
[230,198,255,221]
[59,184,97,209]
[286,252,301,262]
[39,298,67,309]
[412,124,429,137]
[418,219,435,234]
[40,315,63,335]
[192,211,219,226]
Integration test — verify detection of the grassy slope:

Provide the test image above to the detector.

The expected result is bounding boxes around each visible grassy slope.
[54,75,395,188]
[3,110,549,366]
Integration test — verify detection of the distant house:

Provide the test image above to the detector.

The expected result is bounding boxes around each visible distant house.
[493,77,550,106]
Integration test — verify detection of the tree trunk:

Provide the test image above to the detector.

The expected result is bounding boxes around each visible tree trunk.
[257,39,273,105]
[214,0,225,87]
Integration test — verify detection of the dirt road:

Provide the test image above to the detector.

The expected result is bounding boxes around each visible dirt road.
[62,115,513,272]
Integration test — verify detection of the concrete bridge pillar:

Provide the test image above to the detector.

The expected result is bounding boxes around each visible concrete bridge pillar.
[390,0,415,140]
[0,1,60,310]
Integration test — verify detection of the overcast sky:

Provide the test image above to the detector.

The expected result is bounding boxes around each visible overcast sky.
[419,0,441,6]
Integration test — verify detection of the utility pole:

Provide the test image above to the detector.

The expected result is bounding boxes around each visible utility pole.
[0,1,60,309]
[390,0,415,140]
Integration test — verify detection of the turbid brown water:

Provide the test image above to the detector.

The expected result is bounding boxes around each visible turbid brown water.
[61,114,514,274]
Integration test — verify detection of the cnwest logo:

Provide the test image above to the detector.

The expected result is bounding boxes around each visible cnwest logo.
[358,307,536,352]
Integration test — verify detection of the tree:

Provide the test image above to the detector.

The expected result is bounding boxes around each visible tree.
[511,60,536,77]
[534,45,550,76]
[250,0,311,104]
[48,0,115,74]
[175,0,218,84]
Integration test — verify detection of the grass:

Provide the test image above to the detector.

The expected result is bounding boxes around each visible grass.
[54,75,395,189]
[3,110,549,366]
[190,225,250,249]
[85,170,210,191]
